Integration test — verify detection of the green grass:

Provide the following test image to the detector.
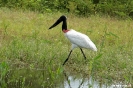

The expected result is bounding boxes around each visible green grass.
[0,7,133,87]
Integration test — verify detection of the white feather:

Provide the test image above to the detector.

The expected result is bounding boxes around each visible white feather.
[64,29,97,51]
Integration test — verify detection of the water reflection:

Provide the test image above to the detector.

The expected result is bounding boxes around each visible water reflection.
[63,70,102,88]
[2,68,131,88]
[64,71,88,88]
[63,70,132,88]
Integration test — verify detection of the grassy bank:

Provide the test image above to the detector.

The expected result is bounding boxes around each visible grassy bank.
[0,8,133,87]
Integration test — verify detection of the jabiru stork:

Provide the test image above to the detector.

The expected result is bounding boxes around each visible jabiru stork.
[49,15,97,65]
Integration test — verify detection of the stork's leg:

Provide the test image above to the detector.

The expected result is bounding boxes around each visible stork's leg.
[80,48,86,60]
[63,50,72,65]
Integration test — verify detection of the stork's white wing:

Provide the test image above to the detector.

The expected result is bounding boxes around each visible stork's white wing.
[64,30,97,51]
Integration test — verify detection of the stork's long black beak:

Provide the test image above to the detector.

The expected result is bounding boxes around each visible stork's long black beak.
[49,17,62,29]
[49,15,67,30]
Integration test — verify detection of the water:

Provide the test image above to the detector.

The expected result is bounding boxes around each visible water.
[63,74,131,88]
[1,68,131,88]
[64,76,100,88]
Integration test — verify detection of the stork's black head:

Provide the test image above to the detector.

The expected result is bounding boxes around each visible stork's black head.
[49,15,67,30]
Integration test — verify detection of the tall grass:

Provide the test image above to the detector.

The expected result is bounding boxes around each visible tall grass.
[0,7,133,87]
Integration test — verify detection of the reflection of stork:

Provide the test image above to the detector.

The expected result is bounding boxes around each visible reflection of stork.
[63,71,72,88]
[63,71,85,88]
[49,15,97,65]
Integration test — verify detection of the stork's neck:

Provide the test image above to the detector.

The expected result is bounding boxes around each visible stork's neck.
[62,18,67,30]
[62,18,69,33]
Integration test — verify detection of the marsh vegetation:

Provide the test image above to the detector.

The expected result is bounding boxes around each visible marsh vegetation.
[0,8,133,87]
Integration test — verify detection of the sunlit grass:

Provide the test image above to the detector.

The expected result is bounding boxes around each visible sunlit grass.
[0,7,133,87]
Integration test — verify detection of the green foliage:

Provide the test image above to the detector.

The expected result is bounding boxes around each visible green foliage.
[0,62,9,88]
[0,0,133,18]
[93,0,100,4]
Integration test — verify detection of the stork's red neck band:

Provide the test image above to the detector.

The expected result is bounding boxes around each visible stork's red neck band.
[63,29,69,33]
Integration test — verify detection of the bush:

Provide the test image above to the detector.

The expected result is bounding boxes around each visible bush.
[0,0,132,18]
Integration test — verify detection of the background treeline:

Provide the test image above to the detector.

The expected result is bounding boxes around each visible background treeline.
[0,0,133,18]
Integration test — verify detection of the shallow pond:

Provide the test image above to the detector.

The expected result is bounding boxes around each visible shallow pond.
[63,73,131,88]
[0,67,132,88]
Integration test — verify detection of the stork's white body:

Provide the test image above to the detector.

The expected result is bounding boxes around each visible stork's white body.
[64,29,97,51]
